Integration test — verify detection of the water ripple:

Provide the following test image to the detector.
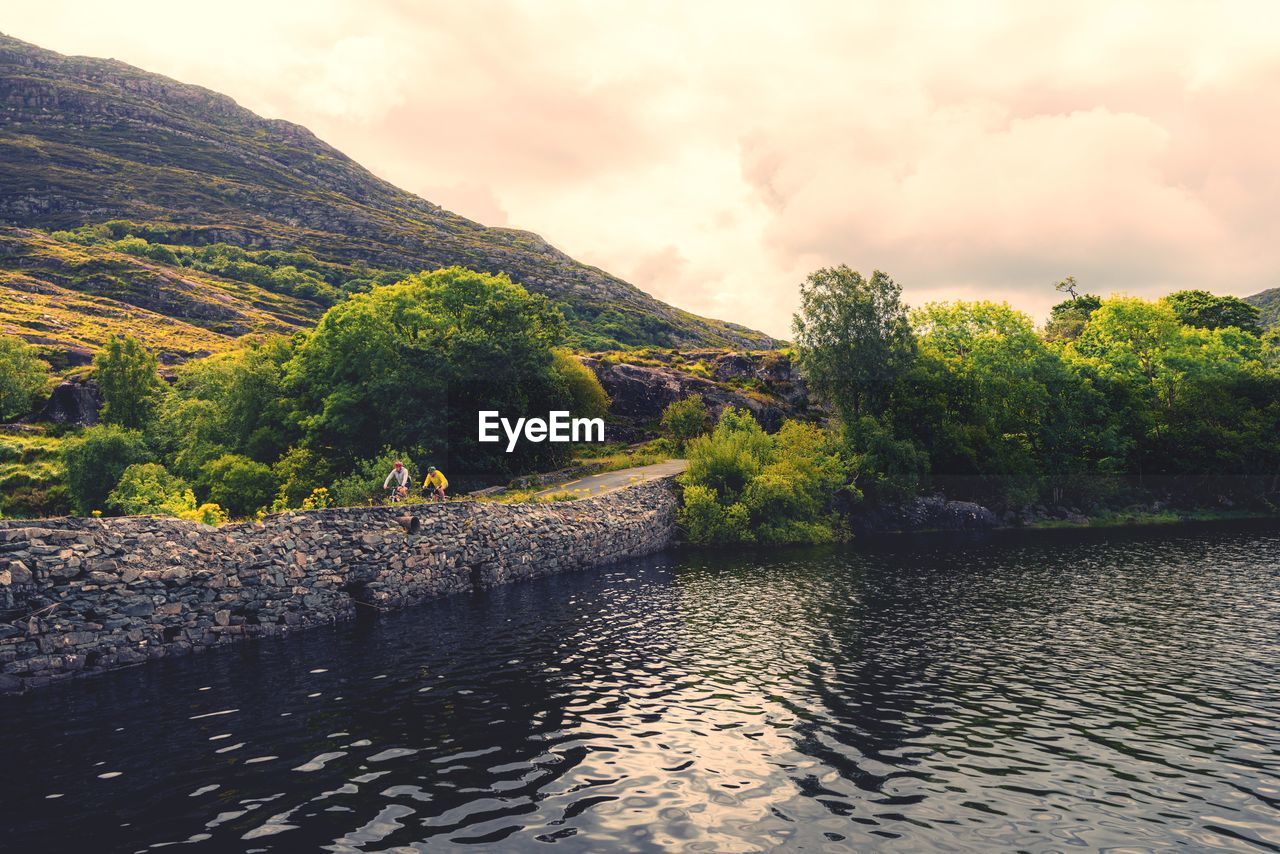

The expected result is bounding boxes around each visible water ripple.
[1,525,1279,850]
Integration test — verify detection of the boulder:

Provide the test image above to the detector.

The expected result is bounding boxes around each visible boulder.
[38,380,102,425]
[850,495,1000,534]
[582,358,787,430]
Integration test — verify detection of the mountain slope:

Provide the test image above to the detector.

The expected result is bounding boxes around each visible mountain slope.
[0,226,318,370]
[0,33,774,351]
[1245,287,1279,331]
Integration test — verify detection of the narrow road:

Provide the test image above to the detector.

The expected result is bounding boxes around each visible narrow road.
[535,459,687,499]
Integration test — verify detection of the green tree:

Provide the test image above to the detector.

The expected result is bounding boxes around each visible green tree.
[1163,290,1263,335]
[1044,294,1102,342]
[161,338,294,470]
[792,266,915,423]
[660,396,709,452]
[94,334,164,429]
[286,267,569,475]
[62,424,153,515]
[199,453,276,517]
[0,335,50,421]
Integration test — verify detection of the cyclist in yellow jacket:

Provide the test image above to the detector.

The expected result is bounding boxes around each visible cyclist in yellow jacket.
[423,465,448,503]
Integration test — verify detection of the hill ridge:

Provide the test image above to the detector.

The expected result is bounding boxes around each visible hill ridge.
[0,32,775,352]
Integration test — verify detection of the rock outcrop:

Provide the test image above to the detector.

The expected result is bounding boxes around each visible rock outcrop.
[0,478,678,692]
[36,379,100,425]
[849,495,1001,534]
[583,350,808,432]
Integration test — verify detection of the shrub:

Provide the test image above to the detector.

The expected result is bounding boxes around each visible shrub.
[62,425,153,515]
[178,503,228,525]
[660,396,709,452]
[301,486,333,510]
[106,463,197,516]
[551,349,610,419]
[199,453,275,517]
[0,335,51,421]
[678,409,851,545]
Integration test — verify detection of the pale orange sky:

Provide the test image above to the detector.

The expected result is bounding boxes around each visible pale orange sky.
[9,2,1280,337]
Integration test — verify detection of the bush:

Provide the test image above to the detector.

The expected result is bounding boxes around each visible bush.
[62,425,153,515]
[199,453,275,517]
[551,349,610,419]
[678,409,851,545]
[660,396,709,452]
[106,463,197,516]
[0,335,50,421]
[178,503,228,525]
[329,448,417,506]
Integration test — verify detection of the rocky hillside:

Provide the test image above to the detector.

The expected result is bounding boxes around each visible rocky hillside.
[1246,287,1280,330]
[582,348,812,441]
[0,33,775,351]
[0,227,317,371]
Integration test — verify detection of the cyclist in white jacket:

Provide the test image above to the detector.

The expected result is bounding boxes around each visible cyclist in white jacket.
[383,461,410,502]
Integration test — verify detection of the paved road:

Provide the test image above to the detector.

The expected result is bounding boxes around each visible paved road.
[535,459,687,499]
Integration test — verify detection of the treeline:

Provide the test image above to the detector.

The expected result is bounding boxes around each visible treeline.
[677,267,1280,543]
[1,267,608,520]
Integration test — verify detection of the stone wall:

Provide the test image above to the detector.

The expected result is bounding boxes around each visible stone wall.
[0,478,678,692]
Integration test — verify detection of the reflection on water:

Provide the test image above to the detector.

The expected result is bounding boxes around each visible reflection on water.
[3,525,1280,851]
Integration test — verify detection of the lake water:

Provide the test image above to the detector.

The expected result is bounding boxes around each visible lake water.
[3,525,1279,851]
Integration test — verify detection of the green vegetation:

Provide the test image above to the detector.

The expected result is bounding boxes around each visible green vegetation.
[798,271,1280,512]
[0,335,50,420]
[106,462,196,517]
[660,396,709,452]
[94,334,164,429]
[0,430,68,517]
[3,268,620,521]
[679,409,852,544]
[62,425,153,515]
[1163,290,1262,335]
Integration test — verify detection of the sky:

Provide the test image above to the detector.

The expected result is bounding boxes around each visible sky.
[7,1,1280,338]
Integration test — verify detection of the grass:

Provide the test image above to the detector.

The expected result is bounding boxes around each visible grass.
[0,429,70,518]
[1026,507,1279,529]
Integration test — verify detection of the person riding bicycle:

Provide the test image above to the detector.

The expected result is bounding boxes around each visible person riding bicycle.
[383,460,410,502]
[423,465,448,503]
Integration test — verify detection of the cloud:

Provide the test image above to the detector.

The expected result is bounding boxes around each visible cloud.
[7,1,1280,337]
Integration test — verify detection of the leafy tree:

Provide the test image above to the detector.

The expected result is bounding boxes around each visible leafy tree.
[660,396,709,452]
[792,266,915,423]
[1163,290,1263,335]
[94,334,164,429]
[1044,294,1102,342]
[286,267,570,475]
[62,424,153,515]
[1054,275,1081,298]
[0,335,50,421]
[161,338,294,470]
[107,463,197,516]
[199,453,275,517]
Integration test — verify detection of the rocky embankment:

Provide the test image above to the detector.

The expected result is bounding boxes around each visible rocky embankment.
[0,478,678,692]
[583,349,809,438]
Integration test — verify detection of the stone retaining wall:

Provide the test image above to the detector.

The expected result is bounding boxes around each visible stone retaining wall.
[0,478,678,692]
